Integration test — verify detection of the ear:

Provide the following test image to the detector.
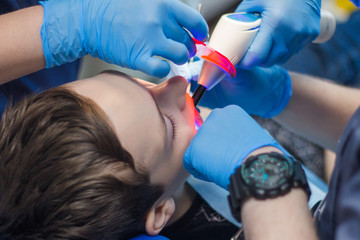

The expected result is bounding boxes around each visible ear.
[145,197,175,236]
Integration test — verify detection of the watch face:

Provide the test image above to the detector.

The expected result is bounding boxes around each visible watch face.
[242,154,292,189]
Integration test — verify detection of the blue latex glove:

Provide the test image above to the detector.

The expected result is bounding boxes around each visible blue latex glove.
[130,235,169,240]
[184,105,283,190]
[236,0,321,68]
[350,0,360,6]
[190,63,292,118]
[39,0,208,78]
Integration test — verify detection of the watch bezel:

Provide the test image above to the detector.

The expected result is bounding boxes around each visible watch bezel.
[240,152,295,199]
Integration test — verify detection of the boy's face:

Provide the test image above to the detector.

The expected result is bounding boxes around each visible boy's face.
[67,71,199,198]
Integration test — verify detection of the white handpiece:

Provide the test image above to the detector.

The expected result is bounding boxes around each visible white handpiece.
[198,12,261,90]
[198,10,336,90]
[209,13,261,66]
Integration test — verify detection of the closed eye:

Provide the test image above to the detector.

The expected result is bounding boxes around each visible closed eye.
[163,113,178,139]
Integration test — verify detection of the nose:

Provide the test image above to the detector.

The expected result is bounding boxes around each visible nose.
[151,76,188,110]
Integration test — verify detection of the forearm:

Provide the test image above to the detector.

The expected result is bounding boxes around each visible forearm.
[241,147,317,240]
[0,6,46,84]
[274,72,359,151]
[242,188,316,240]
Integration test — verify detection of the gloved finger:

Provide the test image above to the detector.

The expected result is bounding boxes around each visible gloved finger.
[289,33,308,53]
[182,155,209,182]
[224,66,254,83]
[239,27,274,68]
[300,11,321,43]
[301,29,318,48]
[183,146,202,179]
[163,25,196,58]
[275,33,309,65]
[260,42,288,67]
[136,56,171,78]
[276,36,306,64]
[170,0,208,41]
[153,40,189,65]
[235,0,263,13]
[276,50,294,65]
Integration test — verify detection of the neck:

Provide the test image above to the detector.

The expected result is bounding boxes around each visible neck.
[166,182,197,225]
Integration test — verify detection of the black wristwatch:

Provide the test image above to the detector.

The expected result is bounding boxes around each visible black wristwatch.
[227,152,311,222]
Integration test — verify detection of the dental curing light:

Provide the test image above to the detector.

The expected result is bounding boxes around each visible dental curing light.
[191,37,237,105]
[192,12,261,106]
[192,10,336,106]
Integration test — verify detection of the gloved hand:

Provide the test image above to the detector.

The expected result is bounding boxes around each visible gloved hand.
[236,0,321,68]
[39,0,208,78]
[184,105,283,190]
[190,61,292,118]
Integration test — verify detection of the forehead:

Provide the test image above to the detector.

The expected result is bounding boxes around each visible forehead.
[66,72,166,169]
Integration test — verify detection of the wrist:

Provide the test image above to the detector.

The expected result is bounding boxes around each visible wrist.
[239,149,316,240]
[241,188,316,240]
[40,0,88,68]
[241,188,309,221]
[227,149,311,223]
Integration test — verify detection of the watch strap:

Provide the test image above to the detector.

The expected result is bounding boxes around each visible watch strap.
[228,166,247,222]
[293,160,312,199]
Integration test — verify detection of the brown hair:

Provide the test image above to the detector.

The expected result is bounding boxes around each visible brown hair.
[0,87,163,239]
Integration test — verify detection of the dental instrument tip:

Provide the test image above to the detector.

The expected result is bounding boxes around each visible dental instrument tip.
[192,85,206,107]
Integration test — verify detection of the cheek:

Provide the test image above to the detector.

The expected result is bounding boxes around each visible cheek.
[149,152,190,198]
[160,156,190,197]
